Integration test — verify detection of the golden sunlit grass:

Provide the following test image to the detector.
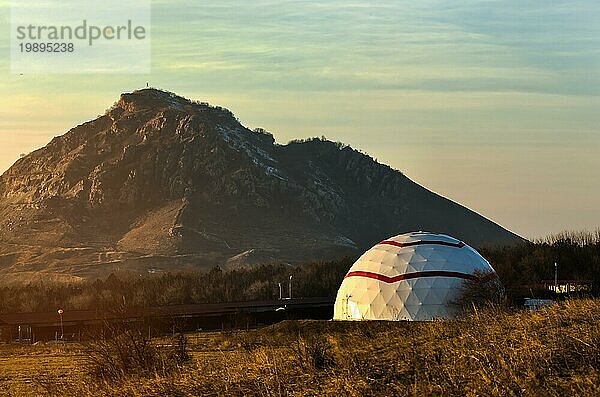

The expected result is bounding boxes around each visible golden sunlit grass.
[1,299,599,396]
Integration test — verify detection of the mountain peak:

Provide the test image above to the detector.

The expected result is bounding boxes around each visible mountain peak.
[116,88,198,113]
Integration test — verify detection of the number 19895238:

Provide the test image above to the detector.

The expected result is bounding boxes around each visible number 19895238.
[19,42,74,52]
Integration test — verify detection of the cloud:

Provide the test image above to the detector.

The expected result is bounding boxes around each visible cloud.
[142,0,600,96]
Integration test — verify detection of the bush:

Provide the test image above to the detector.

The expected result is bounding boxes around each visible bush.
[290,331,335,371]
[170,332,191,364]
[84,318,190,379]
[455,270,506,311]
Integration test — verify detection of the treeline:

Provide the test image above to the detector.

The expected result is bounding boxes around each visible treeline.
[0,230,598,314]
[481,229,600,300]
[0,259,353,314]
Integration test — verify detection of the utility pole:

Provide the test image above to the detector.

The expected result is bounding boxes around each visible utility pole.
[278,282,282,300]
[288,275,293,300]
[554,262,558,294]
[58,309,64,340]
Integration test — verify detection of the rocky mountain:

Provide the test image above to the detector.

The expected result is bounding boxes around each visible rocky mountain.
[0,89,523,282]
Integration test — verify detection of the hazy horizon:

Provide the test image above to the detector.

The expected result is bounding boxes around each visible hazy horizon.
[1,1,599,239]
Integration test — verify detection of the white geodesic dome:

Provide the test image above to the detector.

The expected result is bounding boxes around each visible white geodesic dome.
[333,232,495,321]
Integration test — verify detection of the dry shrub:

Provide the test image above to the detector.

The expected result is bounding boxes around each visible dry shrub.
[171,332,192,364]
[84,319,190,380]
[456,269,506,311]
[289,331,335,371]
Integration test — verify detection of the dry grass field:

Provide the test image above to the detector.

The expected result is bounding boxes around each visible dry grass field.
[0,299,598,396]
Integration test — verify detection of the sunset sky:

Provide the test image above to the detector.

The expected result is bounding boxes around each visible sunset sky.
[0,1,599,239]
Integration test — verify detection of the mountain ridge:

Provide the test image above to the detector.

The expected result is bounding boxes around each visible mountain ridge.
[0,89,524,282]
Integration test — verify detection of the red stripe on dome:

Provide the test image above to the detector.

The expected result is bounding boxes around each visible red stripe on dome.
[344,270,476,283]
[378,240,465,249]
